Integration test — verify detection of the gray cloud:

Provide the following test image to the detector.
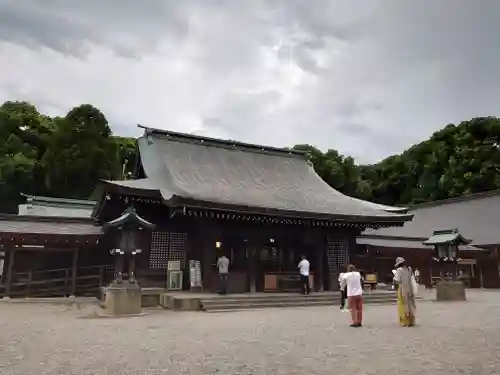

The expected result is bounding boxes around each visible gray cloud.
[1,0,500,163]
[0,0,190,56]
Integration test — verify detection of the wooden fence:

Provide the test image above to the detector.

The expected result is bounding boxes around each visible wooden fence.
[0,265,113,298]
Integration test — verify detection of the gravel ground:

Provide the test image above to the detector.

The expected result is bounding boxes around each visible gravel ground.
[1,290,500,375]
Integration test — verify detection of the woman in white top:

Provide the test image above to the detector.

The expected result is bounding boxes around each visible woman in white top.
[340,264,363,327]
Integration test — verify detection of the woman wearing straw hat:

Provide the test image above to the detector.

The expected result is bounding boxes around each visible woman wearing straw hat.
[393,257,417,327]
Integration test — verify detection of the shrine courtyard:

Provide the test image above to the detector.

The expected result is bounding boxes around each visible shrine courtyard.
[1,290,499,375]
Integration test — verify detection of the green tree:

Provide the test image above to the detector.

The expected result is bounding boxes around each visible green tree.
[368,117,500,206]
[0,102,55,212]
[292,144,374,200]
[42,104,120,199]
[114,136,137,179]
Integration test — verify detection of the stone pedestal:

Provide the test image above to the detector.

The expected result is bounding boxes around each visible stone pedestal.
[104,281,142,316]
[436,280,466,301]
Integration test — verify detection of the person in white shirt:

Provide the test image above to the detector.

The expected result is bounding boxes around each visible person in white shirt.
[297,255,311,294]
[340,264,363,327]
[338,267,348,311]
[414,268,420,284]
[216,255,230,295]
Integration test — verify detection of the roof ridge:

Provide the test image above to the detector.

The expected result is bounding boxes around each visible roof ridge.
[21,193,96,206]
[138,124,307,158]
[359,233,428,241]
[0,214,98,223]
[410,189,500,210]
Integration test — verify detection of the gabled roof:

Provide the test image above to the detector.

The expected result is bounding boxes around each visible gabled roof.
[422,229,471,245]
[103,207,155,230]
[19,194,96,218]
[365,189,500,246]
[101,127,413,225]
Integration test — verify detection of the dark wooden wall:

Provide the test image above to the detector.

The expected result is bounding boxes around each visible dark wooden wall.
[352,244,498,289]
[98,197,363,292]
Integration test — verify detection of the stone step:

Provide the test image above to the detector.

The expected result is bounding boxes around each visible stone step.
[203,299,398,312]
[202,296,397,306]
[200,292,396,303]
[201,294,398,312]
[205,303,400,313]
[205,300,345,312]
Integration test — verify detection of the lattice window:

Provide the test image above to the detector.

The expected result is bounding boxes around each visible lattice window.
[326,237,349,272]
[149,232,169,269]
[149,231,187,269]
[168,232,187,267]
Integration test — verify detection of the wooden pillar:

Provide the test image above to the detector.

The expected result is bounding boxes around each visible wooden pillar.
[496,247,500,287]
[426,256,433,289]
[200,222,217,292]
[315,231,324,292]
[248,245,256,293]
[370,247,376,273]
[479,261,484,288]
[347,232,358,266]
[5,248,15,297]
[71,249,79,296]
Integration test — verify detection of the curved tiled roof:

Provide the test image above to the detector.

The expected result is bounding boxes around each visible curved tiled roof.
[347,197,408,213]
[102,127,412,224]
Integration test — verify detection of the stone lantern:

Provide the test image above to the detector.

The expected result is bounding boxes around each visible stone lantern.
[423,229,469,301]
[102,206,155,316]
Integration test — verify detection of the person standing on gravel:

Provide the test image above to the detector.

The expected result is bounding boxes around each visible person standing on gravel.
[394,257,417,327]
[340,264,364,327]
[298,255,311,295]
[217,254,230,295]
[338,266,348,311]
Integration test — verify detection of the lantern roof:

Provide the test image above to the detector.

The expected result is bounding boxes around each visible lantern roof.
[422,228,471,246]
[103,206,155,230]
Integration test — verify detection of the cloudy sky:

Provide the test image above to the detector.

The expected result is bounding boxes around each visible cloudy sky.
[1,1,499,163]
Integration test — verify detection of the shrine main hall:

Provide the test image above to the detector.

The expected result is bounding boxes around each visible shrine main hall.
[0,126,414,296]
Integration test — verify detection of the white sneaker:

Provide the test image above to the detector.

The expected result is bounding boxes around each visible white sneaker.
[342,308,349,312]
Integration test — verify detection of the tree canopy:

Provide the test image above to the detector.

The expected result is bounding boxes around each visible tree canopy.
[0,100,499,213]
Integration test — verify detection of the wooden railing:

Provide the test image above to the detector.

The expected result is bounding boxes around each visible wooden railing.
[0,265,113,298]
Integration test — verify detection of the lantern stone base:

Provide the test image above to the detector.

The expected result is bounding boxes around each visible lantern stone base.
[104,281,142,316]
[436,280,466,302]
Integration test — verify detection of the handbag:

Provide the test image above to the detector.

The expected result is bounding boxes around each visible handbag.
[411,275,418,296]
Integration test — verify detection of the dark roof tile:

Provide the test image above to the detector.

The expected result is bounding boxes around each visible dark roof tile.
[0,216,102,236]
[122,128,412,223]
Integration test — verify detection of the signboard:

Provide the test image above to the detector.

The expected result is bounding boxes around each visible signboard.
[189,260,202,289]
[167,260,181,271]
[167,270,183,290]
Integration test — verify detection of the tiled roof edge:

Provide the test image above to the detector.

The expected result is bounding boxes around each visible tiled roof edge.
[410,189,500,210]
[138,124,307,157]
[359,233,428,242]
[1,214,99,224]
[21,193,96,207]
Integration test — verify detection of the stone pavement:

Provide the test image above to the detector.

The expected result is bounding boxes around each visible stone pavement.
[0,290,499,375]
